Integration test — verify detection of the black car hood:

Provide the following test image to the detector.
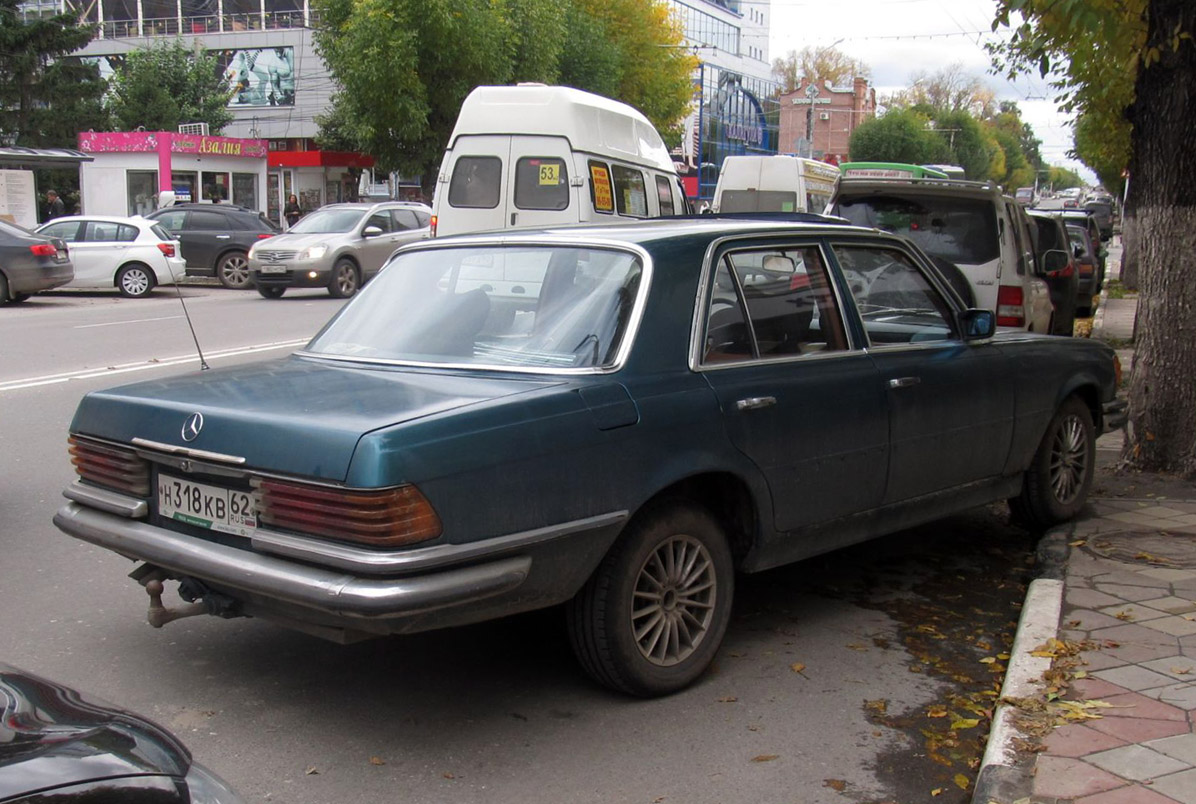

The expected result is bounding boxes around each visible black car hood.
[0,664,189,800]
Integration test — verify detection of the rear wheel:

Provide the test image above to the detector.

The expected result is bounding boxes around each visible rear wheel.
[257,285,286,299]
[0,273,8,303]
[116,263,155,298]
[1011,395,1095,527]
[567,501,734,696]
[216,251,251,289]
[328,259,360,298]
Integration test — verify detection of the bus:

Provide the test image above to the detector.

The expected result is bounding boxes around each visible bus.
[838,162,950,180]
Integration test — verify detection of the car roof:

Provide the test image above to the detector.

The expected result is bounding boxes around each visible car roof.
[319,201,432,210]
[40,214,155,226]
[836,177,1005,201]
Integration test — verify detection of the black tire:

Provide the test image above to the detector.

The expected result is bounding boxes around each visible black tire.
[0,273,8,304]
[216,251,251,289]
[566,501,734,697]
[1010,395,1095,527]
[116,263,155,298]
[1076,303,1093,318]
[329,259,360,298]
[257,285,286,299]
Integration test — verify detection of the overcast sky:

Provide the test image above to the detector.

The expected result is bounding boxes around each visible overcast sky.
[766,0,1097,184]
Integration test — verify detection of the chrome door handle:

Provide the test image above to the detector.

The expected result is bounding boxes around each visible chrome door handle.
[736,396,776,411]
[216,235,231,239]
[888,377,921,389]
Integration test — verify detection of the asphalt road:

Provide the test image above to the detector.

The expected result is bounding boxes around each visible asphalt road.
[0,284,1038,804]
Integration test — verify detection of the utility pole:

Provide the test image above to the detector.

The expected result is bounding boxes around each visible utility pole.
[803,83,820,158]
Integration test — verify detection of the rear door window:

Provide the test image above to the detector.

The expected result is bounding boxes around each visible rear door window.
[514,157,569,211]
[448,156,502,209]
[187,210,228,231]
[655,175,675,216]
[589,161,615,214]
[392,209,422,230]
[833,245,956,346]
[611,165,648,217]
[835,193,1000,266]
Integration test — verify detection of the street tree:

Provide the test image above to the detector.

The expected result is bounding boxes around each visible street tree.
[105,41,233,133]
[886,63,996,117]
[848,109,951,165]
[0,0,108,146]
[772,45,871,94]
[994,0,1196,477]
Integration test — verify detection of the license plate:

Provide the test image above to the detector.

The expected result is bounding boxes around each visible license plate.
[259,264,288,274]
[158,475,256,537]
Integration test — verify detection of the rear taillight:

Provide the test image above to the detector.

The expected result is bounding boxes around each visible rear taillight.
[252,477,442,547]
[30,243,57,257]
[429,215,437,237]
[69,435,151,497]
[256,233,274,240]
[157,242,176,257]
[996,285,1025,328]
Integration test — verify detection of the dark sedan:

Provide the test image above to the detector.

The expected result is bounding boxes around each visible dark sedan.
[1027,209,1079,335]
[0,663,242,802]
[54,217,1125,696]
[0,219,73,304]
[146,204,279,289]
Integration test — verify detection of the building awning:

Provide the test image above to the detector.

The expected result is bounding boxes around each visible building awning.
[0,146,94,168]
[268,150,375,169]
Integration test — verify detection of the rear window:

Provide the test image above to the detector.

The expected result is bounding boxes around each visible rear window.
[835,193,1000,266]
[655,175,675,216]
[611,165,648,217]
[448,156,502,209]
[150,224,173,241]
[720,189,798,213]
[514,157,569,211]
[187,210,229,231]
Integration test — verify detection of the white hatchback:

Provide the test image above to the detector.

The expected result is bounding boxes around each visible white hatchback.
[35,216,186,298]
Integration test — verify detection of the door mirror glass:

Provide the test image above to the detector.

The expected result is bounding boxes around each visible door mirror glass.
[1042,249,1070,274]
[961,308,995,339]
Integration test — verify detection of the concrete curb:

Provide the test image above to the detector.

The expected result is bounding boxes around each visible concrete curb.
[971,529,1069,804]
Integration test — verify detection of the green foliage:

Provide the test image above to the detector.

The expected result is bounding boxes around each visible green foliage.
[0,0,108,146]
[1073,109,1127,196]
[848,109,951,165]
[106,41,233,133]
[312,0,695,179]
[930,111,994,180]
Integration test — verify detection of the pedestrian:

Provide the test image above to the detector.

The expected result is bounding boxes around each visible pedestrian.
[284,193,302,228]
[45,190,65,221]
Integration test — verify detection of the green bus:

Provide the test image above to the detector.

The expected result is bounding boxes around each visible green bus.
[838,162,950,180]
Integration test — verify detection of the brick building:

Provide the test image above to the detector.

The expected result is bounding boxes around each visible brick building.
[779,77,876,164]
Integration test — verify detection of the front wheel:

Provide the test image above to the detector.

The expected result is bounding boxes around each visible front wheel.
[1010,395,1095,527]
[116,263,155,298]
[567,501,734,697]
[216,251,251,289]
[257,285,286,299]
[328,259,360,298]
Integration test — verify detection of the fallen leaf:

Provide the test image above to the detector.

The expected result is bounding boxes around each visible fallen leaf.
[751,754,779,763]
[950,717,980,730]
[728,651,745,658]
[369,756,385,766]
[304,767,319,775]
[747,724,759,732]
[954,773,970,790]
[1113,610,1134,621]
[1074,670,1089,679]
[718,696,738,703]
[865,699,888,716]
[442,772,456,779]
[790,662,807,675]
[652,797,666,803]
[1171,666,1192,675]
[1068,539,1087,546]
[979,656,997,664]
[930,788,943,797]
[846,643,869,651]
[927,705,948,718]
[823,779,846,792]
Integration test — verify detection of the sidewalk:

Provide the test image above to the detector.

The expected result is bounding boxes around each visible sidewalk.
[974,242,1196,804]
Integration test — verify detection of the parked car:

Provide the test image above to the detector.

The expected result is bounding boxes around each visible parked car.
[146,203,280,290]
[35,215,185,298]
[1084,197,1115,240]
[0,218,73,304]
[1014,186,1036,206]
[248,201,431,299]
[1067,223,1103,317]
[54,218,1125,697]
[1057,209,1107,287]
[0,662,242,802]
[831,176,1054,333]
[1027,210,1079,336]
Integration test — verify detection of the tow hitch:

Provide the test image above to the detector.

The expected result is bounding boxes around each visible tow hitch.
[132,565,243,628]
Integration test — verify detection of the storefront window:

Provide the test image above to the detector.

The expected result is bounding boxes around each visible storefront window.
[202,171,230,203]
[232,173,257,210]
[127,171,158,217]
[171,172,198,204]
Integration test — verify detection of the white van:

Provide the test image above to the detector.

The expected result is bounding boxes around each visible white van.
[430,85,689,237]
[711,155,840,215]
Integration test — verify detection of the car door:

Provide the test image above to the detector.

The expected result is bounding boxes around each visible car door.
[698,240,889,532]
[829,241,1015,503]
[1008,203,1053,332]
[436,138,510,236]
[355,209,397,274]
[149,210,195,268]
[183,209,237,271]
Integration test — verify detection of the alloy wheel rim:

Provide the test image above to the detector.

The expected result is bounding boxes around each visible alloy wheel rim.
[223,257,249,286]
[337,266,357,294]
[123,271,149,295]
[1049,413,1088,504]
[630,534,716,667]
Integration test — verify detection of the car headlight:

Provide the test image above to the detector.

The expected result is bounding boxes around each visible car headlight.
[184,761,245,804]
[299,245,328,260]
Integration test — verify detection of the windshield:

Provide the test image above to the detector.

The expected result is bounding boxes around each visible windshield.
[836,193,1000,265]
[287,207,366,234]
[305,245,644,370]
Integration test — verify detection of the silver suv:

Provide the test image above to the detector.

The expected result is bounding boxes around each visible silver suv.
[248,201,431,299]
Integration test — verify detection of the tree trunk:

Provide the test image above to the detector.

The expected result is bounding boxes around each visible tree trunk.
[1119,212,1139,290]
[1122,0,1196,478]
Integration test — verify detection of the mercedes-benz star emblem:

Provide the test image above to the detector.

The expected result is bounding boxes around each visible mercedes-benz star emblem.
[181,412,204,442]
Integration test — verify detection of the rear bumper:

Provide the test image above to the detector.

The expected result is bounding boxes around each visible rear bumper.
[11,260,74,294]
[53,489,625,637]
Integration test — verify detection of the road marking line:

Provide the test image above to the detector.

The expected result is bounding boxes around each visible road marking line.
[74,315,186,329]
[0,339,309,392]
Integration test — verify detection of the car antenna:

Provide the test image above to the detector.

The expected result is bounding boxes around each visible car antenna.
[165,265,210,371]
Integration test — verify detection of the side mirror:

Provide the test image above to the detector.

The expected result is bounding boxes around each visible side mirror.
[1041,249,1070,274]
[363,225,383,237]
[1072,243,1086,258]
[960,308,995,340]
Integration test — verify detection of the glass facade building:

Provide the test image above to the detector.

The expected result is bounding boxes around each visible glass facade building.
[696,65,780,200]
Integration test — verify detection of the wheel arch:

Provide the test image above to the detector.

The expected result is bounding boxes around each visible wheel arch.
[627,471,760,569]
[114,260,155,287]
[1057,379,1104,433]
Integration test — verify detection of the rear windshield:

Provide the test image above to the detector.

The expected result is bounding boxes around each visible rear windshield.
[836,193,1000,265]
[719,190,799,213]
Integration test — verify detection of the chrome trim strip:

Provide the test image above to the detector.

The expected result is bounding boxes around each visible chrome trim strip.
[298,236,654,376]
[53,503,530,619]
[131,438,247,465]
[63,481,148,519]
[251,511,628,575]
